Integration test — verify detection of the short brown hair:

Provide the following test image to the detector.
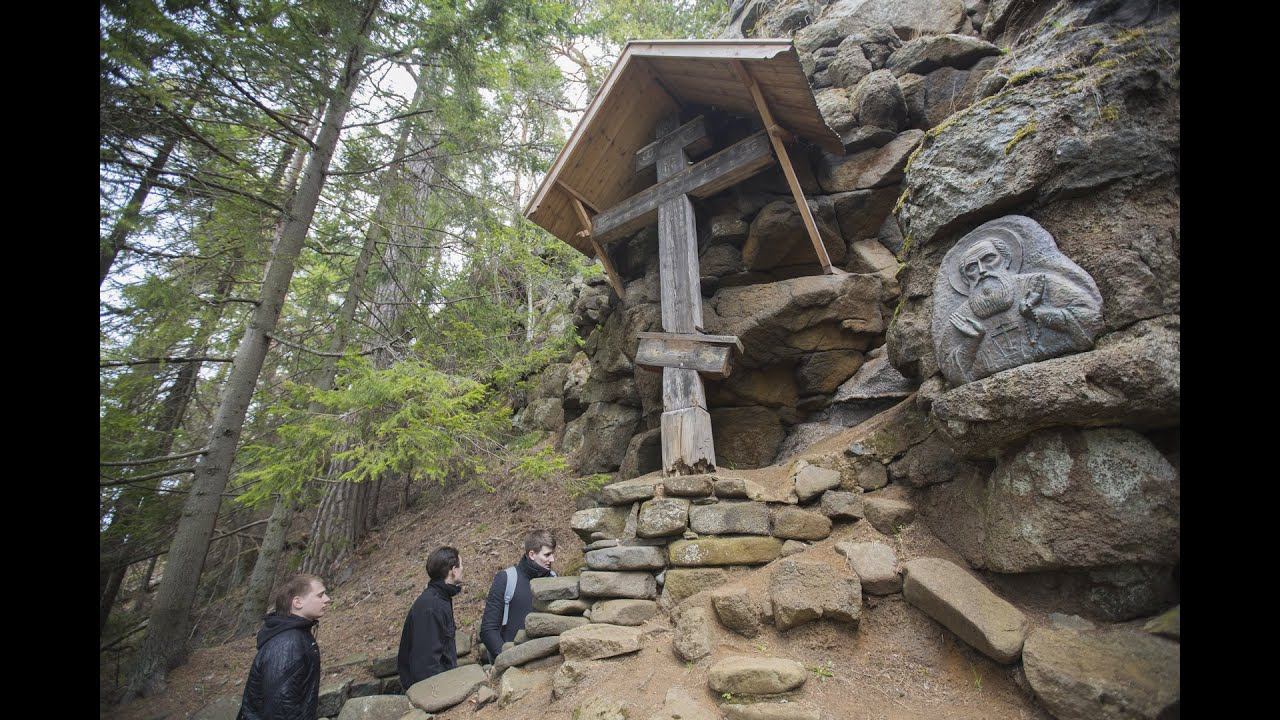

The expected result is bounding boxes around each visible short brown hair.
[523,529,556,554]
[272,573,322,615]
[426,546,460,581]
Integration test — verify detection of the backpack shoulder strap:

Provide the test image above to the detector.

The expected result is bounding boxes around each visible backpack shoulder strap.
[501,566,517,627]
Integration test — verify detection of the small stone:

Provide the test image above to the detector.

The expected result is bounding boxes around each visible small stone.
[711,586,765,638]
[836,541,901,594]
[405,664,487,712]
[637,497,690,538]
[559,623,643,660]
[474,686,496,707]
[552,660,589,699]
[769,558,861,631]
[673,606,713,661]
[318,680,352,718]
[1142,605,1180,641]
[513,629,527,644]
[791,461,842,502]
[349,678,383,698]
[534,598,590,615]
[781,540,808,557]
[662,568,730,604]
[649,686,717,720]
[497,666,548,707]
[820,490,864,520]
[524,612,590,638]
[370,653,398,678]
[664,475,714,497]
[584,538,620,550]
[712,477,768,500]
[707,656,807,696]
[901,558,1027,663]
[571,506,630,541]
[688,501,771,535]
[529,576,580,602]
[719,703,821,720]
[590,599,659,626]
[599,477,661,505]
[335,695,413,720]
[579,570,658,599]
[863,496,915,534]
[573,697,629,720]
[771,507,833,541]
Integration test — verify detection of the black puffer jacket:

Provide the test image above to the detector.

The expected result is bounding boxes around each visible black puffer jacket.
[237,613,321,720]
[479,556,551,661]
[396,579,461,689]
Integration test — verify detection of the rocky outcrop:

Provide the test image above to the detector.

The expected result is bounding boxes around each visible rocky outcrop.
[1022,625,1180,720]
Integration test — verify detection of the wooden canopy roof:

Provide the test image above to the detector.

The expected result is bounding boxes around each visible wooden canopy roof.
[524,40,843,256]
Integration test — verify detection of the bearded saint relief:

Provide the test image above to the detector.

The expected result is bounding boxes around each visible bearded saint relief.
[931,216,1104,386]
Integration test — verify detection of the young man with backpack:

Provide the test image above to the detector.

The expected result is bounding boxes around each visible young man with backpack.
[478,529,556,663]
[237,573,330,720]
[396,546,463,689]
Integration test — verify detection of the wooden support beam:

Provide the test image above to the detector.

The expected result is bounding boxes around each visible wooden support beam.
[592,130,776,245]
[570,197,625,299]
[731,60,838,275]
[635,336,738,379]
[636,115,712,172]
[636,331,744,354]
[556,179,601,214]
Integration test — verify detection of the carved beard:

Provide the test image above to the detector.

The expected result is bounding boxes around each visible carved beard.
[969,273,1014,319]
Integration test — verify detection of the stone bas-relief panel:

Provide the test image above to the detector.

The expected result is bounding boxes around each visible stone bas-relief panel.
[931,215,1103,386]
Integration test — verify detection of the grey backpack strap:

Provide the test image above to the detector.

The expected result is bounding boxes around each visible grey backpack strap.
[550,570,557,577]
[501,566,517,627]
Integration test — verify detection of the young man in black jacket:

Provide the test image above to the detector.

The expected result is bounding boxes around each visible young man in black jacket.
[478,529,556,663]
[396,546,463,689]
[237,573,330,720]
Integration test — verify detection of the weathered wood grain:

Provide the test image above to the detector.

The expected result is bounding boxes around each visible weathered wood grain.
[635,337,735,379]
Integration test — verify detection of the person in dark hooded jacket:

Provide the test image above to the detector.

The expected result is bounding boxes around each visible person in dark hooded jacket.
[238,573,330,720]
[479,529,556,662]
[397,546,463,689]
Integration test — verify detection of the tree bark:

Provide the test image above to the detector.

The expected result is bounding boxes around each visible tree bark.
[123,1,380,697]
[233,497,294,636]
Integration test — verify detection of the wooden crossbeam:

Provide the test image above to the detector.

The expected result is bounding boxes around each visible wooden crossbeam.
[592,130,776,245]
[635,115,712,172]
[570,197,625,299]
[730,60,838,275]
[557,179,601,214]
[635,332,743,380]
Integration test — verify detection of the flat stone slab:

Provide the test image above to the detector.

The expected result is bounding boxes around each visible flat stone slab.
[559,623,643,660]
[525,612,591,638]
[837,541,901,595]
[638,497,690,537]
[689,501,771,535]
[902,557,1028,663]
[662,567,730,604]
[1023,625,1180,720]
[771,507,833,541]
[530,576,580,602]
[664,474,714,497]
[534,597,590,615]
[406,664,486,712]
[579,570,658,599]
[492,635,560,675]
[190,696,240,720]
[707,656,807,696]
[863,496,916,534]
[336,694,413,720]
[649,687,717,720]
[600,477,662,505]
[669,537,783,567]
[591,599,659,625]
[370,653,397,678]
[712,476,768,500]
[769,558,860,631]
[720,703,820,720]
[585,545,667,571]
[792,461,842,502]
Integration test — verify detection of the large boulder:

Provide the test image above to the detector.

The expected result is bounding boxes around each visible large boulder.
[710,407,786,470]
[570,507,629,541]
[562,402,641,474]
[849,70,908,132]
[830,187,900,244]
[688,501,771,536]
[791,461,842,502]
[817,130,924,194]
[707,657,807,696]
[922,427,1179,573]
[742,199,846,271]
[769,558,861,631]
[901,557,1027,663]
[405,664,486,713]
[886,34,1001,76]
[795,350,865,396]
[704,273,885,368]
[1022,625,1180,720]
[618,429,662,480]
[599,476,661,506]
[559,623,643,660]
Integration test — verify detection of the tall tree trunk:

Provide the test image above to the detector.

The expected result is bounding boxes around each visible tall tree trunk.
[122,2,380,697]
[233,497,295,635]
[301,64,439,577]
[131,556,159,613]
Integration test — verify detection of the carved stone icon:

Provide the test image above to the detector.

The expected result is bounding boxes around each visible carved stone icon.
[931,215,1103,386]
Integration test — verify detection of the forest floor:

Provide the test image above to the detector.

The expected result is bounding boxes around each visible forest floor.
[102,428,1054,720]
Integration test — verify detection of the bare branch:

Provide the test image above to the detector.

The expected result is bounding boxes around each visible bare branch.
[100,356,233,369]
[99,466,196,487]
[100,448,209,467]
